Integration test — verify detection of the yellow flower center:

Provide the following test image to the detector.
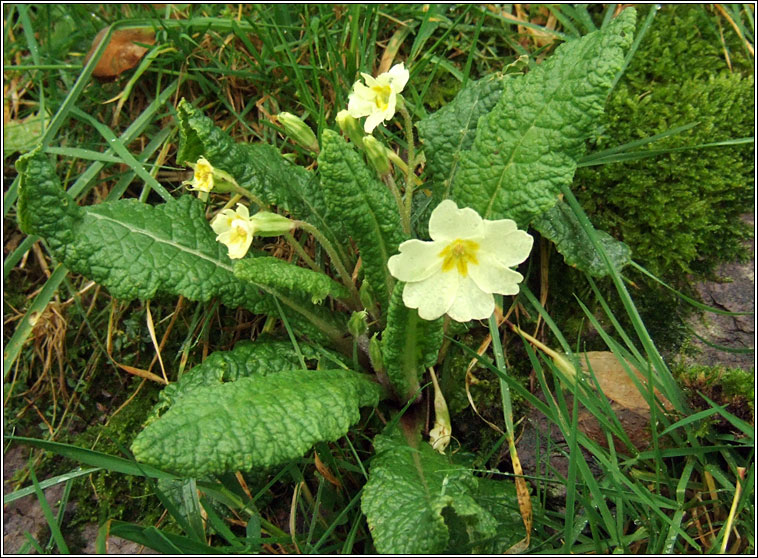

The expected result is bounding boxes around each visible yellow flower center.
[229,220,250,244]
[439,239,479,276]
[372,84,392,111]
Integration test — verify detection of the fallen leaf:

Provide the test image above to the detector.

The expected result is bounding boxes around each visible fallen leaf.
[576,351,673,450]
[85,27,156,78]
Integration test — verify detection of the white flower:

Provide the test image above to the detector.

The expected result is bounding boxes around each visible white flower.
[347,63,409,133]
[387,200,533,322]
[184,156,215,192]
[210,204,255,260]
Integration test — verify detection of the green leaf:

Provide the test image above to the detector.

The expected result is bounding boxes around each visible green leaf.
[452,9,637,226]
[532,200,631,276]
[132,369,384,477]
[417,73,508,200]
[175,100,345,256]
[318,130,407,312]
[16,149,344,344]
[380,283,443,402]
[148,340,345,422]
[361,427,498,554]
[234,256,349,304]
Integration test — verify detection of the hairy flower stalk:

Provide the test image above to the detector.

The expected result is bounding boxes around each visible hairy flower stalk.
[388,200,533,322]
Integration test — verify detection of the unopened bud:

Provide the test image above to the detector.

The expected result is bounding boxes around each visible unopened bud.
[336,110,364,145]
[362,136,392,177]
[368,333,384,373]
[277,112,319,153]
[249,211,294,237]
[347,310,369,338]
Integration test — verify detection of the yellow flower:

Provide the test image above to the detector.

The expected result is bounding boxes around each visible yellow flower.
[184,156,215,193]
[387,200,533,322]
[347,63,409,133]
[210,204,255,260]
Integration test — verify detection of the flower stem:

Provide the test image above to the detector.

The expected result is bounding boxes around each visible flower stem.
[283,232,319,272]
[398,103,416,217]
[294,220,361,306]
[383,174,410,235]
[230,183,267,209]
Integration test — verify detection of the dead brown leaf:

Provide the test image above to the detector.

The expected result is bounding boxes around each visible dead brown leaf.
[85,27,156,78]
[575,351,673,450]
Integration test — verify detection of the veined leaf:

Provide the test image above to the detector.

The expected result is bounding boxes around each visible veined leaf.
[147,340,347,423]
[132,369,384,477]
[175,100,346,258]
[318,130,407,312]
[452,9,636,226]
[362,427,498,554]
[417,72,508,200]
[381,283,443,402]
[532,200,631,276]
[234,256,349,304]
[16,150,344,344]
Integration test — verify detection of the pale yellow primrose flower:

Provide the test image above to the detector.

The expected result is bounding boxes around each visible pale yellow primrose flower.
[387,200,533,322]
[211,204,255,260]
[184,156,215,193]
[348,63,409,133]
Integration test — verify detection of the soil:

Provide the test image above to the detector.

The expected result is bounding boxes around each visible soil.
[2,446,156,554]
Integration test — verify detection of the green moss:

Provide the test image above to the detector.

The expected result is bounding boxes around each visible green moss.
[575,4,754,283]
[68,381,164,527]
[674,363,754,434]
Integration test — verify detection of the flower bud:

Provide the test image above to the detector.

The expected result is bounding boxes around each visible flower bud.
[336,109,364,145]
[249,211,294,237]
[428,367,451,454]
[347,310,369,338]
[368,333,384,373]
[277,112,319,153]
[362,136,392,177]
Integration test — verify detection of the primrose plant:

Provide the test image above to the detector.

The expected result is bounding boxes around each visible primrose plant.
[17,9,637,554]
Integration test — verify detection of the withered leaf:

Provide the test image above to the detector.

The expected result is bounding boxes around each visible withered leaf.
[85,27,156,78]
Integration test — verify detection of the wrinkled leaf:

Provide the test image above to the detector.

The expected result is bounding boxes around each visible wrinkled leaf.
[146,340,346,423]
[532,199,631,276]
[362,427,498,554]
[234,256,349,304]
[15,149,343,344]
[86,27,156,78]
[318,130,407,312]
[452,9,636,226]
[132,368,384,477]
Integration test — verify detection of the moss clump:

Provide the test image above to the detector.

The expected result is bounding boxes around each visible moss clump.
[575,4,754,283]
[674,363,754,434]
[68,381,164,527]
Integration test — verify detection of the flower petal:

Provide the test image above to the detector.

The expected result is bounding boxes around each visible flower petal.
[402,271,458,321]
[363,110,386,133]
[479,228,534,268]
[428,200,484,242]
[235,203,250,220]
[387,63,409,92]
[446,276,495,322]
[468,257,525,296]
[210,209,235,235]
[387,239,443,282]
